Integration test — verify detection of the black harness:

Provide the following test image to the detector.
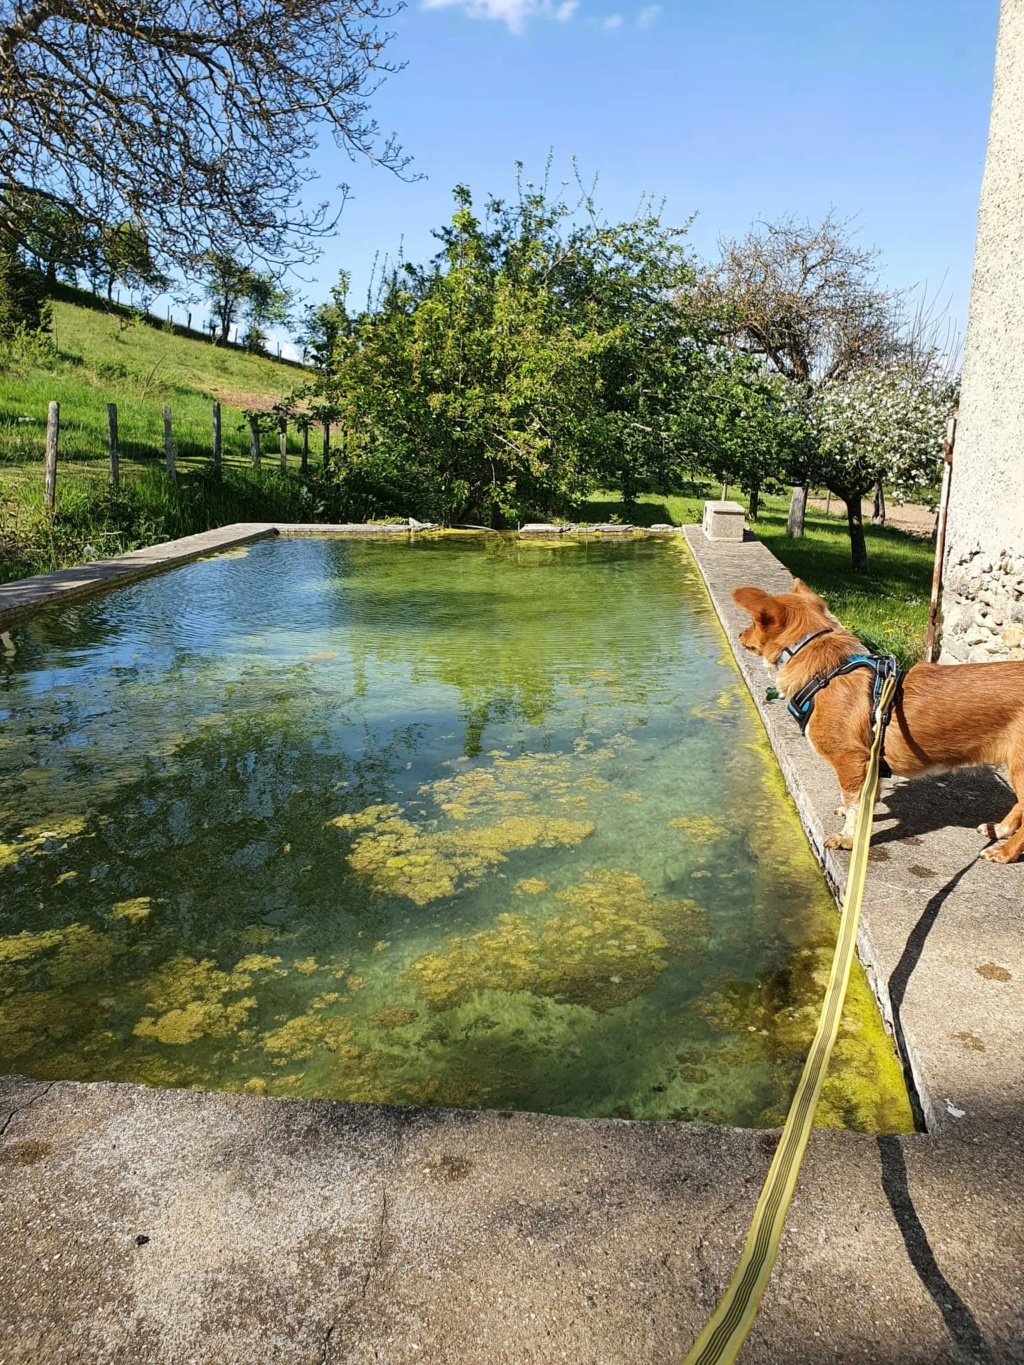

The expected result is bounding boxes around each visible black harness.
[776,629,903,743]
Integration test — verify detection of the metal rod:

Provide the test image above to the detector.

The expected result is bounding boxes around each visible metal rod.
[212,402,222,474]
[925,411,957,663]
[163,405,175,480]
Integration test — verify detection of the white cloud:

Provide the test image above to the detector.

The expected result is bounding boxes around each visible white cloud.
[603,13,623,28]
[421,0,581,31]
[637,3,661,26]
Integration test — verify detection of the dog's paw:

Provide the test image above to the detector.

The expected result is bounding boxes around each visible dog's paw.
[982,842,1022,865]
[977,822,997,840]
[824,833,854,851]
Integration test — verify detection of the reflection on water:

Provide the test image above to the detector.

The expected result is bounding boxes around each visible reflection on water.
[0,536,913,1130]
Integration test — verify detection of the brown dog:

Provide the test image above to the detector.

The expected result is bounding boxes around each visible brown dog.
[733,579,1024,863]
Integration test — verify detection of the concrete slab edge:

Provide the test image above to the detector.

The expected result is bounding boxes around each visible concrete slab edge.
[0,523,280,627]
[681,525,937,1132]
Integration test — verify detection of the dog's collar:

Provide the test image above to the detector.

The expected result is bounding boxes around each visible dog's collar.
[774,628,834,669]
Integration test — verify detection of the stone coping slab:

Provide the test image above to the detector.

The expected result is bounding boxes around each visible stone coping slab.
[0,523,279,626]
[1,525,1023,1361]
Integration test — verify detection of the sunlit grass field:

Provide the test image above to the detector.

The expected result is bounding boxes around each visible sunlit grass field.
[0,293,306,480]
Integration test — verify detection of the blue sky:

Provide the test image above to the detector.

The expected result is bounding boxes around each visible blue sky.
[275,0,1000,348]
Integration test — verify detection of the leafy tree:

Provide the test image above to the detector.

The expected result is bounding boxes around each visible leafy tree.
[3,189,86,286]
[202,253,255,345]
[688,353,809,519]
[100,221,168,302]
[700,213,901,534]
[301,176,705,525]
[242,273,295,354]
[0,0,409,272]
[558,200,702,514]
[0,238,49,339]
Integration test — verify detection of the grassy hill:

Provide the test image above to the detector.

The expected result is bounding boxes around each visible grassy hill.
[0,291,340,583]
[1,289,307,483]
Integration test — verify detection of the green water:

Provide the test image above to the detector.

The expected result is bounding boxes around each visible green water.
[0,535,912,1130]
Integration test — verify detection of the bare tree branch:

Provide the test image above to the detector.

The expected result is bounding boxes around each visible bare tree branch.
[0,0,412,273]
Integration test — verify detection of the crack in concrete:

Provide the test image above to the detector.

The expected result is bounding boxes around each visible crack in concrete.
[320,1119,404,1362]
[317,1323,335,1365]
[0,1082,55,1142]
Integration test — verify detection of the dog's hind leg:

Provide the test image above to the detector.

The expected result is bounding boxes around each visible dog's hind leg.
[982,746,1024,864]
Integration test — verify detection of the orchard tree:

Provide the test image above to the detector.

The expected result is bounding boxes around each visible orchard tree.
[242,273,295,353]
[298,271,356,431]
[3,189,86,286]
[0,237,49,337]
[688,353,809,520]
[100,221,168,302]
[0,0,409,273]
[812,359,955,571]
[700,213,901,534]
[202,253,255,344]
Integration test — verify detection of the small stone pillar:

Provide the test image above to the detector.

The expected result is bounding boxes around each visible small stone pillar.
[701,501,745,542]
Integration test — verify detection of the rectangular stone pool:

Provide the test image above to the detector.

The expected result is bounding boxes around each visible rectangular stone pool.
[0,534,912,1130]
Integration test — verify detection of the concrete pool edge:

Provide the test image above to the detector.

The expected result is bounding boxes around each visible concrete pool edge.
[682,524,1024,1138]
[0,523,281,626]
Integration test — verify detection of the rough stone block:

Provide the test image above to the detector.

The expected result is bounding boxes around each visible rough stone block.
[701,501,745,542]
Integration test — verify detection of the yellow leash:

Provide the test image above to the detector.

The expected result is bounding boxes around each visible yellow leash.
[683,672,898,1365]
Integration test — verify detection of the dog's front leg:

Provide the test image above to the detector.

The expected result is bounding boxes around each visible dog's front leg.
[823,752,870,850]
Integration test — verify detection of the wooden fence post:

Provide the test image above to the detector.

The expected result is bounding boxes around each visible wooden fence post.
[212,402,222,474]
[300,423,309,474]
[107,402,119,491]
[44,400,59,511]
[163,405,175,481]
[322,421,330,472]
[249,414,261,468]
[279,416,288,473]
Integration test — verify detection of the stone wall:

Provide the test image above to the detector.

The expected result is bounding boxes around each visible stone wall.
[942,548,1024,662]
[940,0,1024,663]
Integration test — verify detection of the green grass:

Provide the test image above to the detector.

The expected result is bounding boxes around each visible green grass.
[0,291,335,583]
[1,292,308,482]
[579,487,935,668]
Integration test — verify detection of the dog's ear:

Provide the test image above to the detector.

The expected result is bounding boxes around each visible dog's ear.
[792,578,827,607]
[733,587,781,623]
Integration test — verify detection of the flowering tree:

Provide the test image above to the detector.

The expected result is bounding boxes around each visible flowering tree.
[812,359,955,571]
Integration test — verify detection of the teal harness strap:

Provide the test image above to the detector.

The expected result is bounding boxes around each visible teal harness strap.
[787,653,902,735]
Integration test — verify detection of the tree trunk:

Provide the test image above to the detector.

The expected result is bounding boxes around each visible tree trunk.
[787,483,808,537]
[720,480,729,501]
[621,461,638,516]
[844,495,870,573]
[871,481,886,526]
[747,483,760,521]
